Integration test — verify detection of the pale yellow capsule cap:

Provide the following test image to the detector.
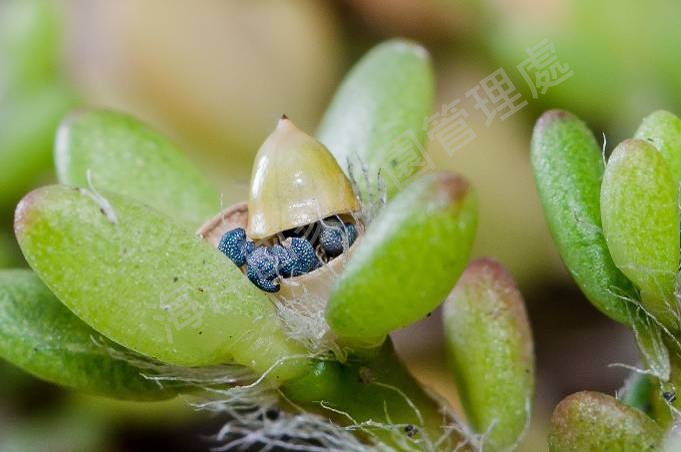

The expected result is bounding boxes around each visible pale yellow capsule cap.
[247,117,360,239]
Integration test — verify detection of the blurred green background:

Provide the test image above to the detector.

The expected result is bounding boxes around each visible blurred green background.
[1,0,678,450]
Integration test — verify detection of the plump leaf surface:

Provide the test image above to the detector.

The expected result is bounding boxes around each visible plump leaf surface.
[0,269,173,399]
[55,110,220,228]
[443,259,534,451]
[635,110,681,184]
[317,39,435,198]
[15,185,306,381]
[601,139,679,330]
[531,110,635,324]
[326,171,477,343]
[549,391,663,451]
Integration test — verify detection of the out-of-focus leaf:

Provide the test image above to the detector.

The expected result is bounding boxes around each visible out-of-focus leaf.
[55,110,220,228]
[317,39,435,198]
[326,171,477,344]
[0,83,74,208]
[0,404,108,452]
[549,391,663,451]
[0,269,173,399]
[601,139,679,331]
[443,259,534,450]
[531,110,635,324]
[635,110,681,185]
[15,185,307,381]
[0,0,60,94]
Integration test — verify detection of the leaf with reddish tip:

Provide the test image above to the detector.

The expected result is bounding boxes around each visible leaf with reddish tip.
[443,259,534,450]
[549,391,663,451]
[601,139,680,331]
[317,39,435,198]
[326,171,477,344]
[54,110,220,228]
[15,185,306,381]
[0,269,173,400]
[635,110,681,183]
[531,109,635,325]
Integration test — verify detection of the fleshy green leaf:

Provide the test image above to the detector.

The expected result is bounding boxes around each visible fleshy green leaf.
[531,110,635,324]
[15,185,307,381]
[54,110,220,228]
[601,139,680,331]
[0,269,173,399]
[549,391,663,451]
[443,259,534,450]
[635,110,681,184]
[316,39,435,198]
[326,172,477,344]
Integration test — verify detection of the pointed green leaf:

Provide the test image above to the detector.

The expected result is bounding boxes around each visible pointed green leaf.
[635,110,681,184]
[0,269,173,399]
[55,110,220,227]
[601,139,680,330]
[443,259,534,450]
[317,39,435,197]
[15,185,307,381]
[326,171,477,344]
[549,391,663,451]
[531,110,635,324]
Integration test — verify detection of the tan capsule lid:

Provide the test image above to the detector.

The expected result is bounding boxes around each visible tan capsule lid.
[246,117,360,239]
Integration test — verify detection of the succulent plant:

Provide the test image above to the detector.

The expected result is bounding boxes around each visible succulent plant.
[532,108,681,450]
[2,40,536,450]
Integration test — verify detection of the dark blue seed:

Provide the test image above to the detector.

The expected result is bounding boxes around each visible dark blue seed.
[289,237,320,276]
[270,244,295,278]
[246,248,279,292]
[320,222,358,258]
[218,228,256,267]
[319,224,345,258]
[346,223,358,246]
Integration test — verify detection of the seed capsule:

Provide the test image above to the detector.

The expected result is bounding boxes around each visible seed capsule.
[246,248,279,293]
[197,118,363,299]
[217,227,255,267]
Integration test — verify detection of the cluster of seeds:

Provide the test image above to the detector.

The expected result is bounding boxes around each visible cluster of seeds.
[218,218,358,293]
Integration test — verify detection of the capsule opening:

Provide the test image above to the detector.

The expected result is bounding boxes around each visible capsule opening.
[197,203,362,294]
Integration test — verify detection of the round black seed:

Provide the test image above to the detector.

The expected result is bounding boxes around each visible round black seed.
[218,228,255,267]
[346,223,358,246]
[320,221,358,258]
[289,237,320,276]
[404,424,418,438]
[664,391,677,403]
[319,222,345,258]
[246,248,279,292]
[270,244,295,278]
